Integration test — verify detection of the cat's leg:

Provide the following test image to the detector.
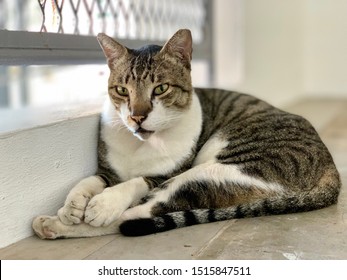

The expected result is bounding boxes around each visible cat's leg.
[57,176,106,225]
[120,161,284,221]
[32,215,120,239]
[83,177,150,227]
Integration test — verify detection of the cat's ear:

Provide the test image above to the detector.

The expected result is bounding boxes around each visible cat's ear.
[161,29,193,65]
[97,33,127,63]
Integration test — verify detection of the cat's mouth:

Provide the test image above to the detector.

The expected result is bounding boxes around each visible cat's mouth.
[134,127,155,141]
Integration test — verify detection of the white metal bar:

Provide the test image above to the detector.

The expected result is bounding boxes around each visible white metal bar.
[0,30,211,65]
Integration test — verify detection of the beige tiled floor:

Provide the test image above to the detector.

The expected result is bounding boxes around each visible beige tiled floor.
[1,99,346,260]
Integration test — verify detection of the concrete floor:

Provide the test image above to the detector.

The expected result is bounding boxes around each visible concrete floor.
[1,99,346,260]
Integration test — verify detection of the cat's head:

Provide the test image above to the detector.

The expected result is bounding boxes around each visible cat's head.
[97,29,193,141]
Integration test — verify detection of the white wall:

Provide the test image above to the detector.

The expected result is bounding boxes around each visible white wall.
[214,0,347,106]
[214,0,245,88]
[240,0,305,106]
[304,0,347,97]
[0,115,99,248]
[214,0,305,106]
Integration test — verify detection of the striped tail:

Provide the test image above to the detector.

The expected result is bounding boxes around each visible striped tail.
[119,190,340,236]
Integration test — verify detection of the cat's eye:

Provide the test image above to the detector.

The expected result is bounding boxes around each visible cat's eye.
[153,84,169,95]
[115,86,129,96]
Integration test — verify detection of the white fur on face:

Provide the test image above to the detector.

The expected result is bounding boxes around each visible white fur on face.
[118,99,184,141]
[101,92,202,181]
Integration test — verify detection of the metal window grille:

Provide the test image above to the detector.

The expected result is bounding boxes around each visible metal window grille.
[0,0,212,65]
[0,0,208,42]
[34,0,206,43]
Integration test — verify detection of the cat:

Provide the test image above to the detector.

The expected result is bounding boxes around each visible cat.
[32,29,341,239]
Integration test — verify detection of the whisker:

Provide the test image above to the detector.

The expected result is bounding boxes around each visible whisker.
[149,114,181,128]
[106,117,129,133]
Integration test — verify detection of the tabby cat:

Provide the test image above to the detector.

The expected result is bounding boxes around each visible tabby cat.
[32,29,341,239]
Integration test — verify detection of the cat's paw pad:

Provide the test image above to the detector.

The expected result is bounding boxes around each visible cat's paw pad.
[32,216,62,240]
[84,191,125,227]
[58,193,91,225]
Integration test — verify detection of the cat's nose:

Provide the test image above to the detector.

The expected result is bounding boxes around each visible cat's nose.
[130,115,147,125]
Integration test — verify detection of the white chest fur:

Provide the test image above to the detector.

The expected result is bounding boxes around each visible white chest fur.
[101,92,202,181]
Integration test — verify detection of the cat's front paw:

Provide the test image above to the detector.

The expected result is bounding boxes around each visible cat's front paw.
[84,190,127,227]
[57,192,90,225]
[32,216,63,240]
[57,176,106,225]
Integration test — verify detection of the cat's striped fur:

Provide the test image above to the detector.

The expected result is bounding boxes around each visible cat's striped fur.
[32,29,340,240]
